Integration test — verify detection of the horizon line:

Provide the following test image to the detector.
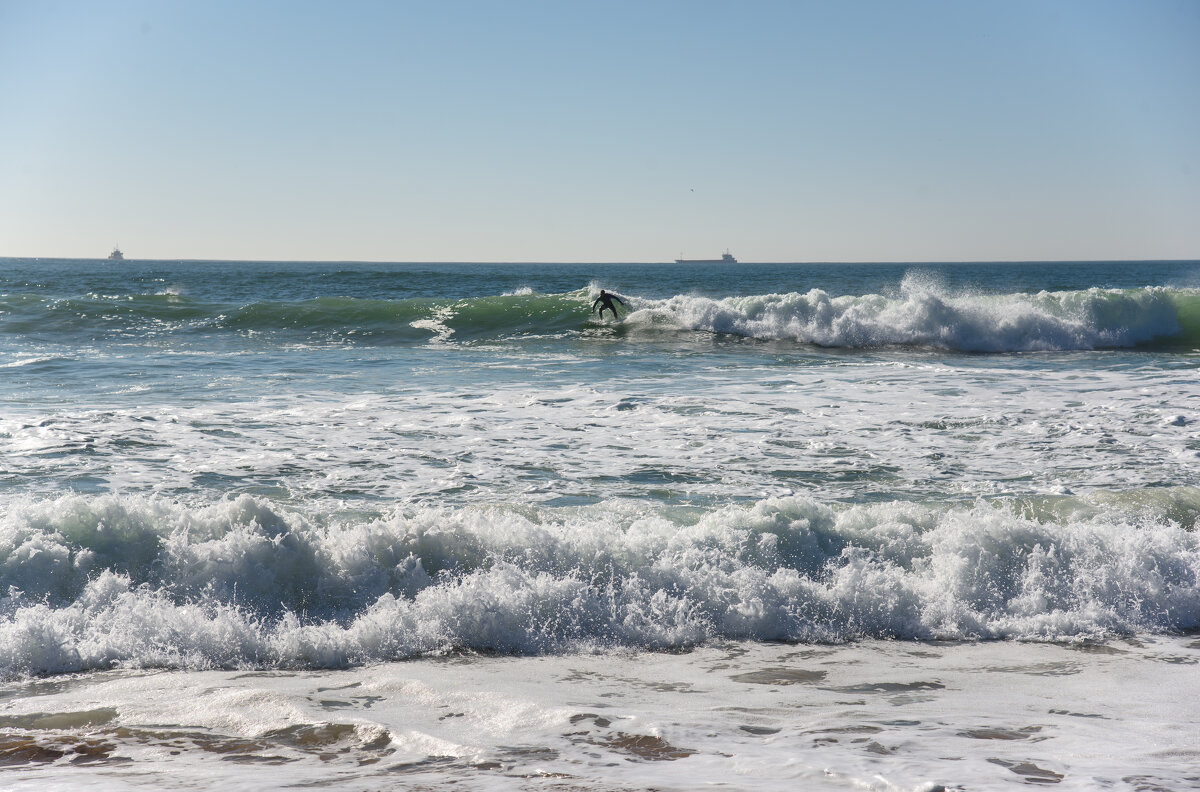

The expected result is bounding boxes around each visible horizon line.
[2,255,1198,266]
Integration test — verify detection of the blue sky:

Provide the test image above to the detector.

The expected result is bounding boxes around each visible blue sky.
[1,0,1197,262]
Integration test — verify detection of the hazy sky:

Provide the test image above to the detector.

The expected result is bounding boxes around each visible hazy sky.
[1,0,1197,262]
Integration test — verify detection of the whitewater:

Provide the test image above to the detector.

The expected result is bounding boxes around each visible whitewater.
[0,258,1198,791]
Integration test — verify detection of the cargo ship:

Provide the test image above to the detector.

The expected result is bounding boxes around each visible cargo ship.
[675,250,736,264]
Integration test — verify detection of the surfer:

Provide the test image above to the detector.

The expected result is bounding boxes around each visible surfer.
[591,290,627,321]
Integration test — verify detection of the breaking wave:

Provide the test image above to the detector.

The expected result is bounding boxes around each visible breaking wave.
[0,280,1195,351]
[627,279,1195,351]
[1,490,1198,676]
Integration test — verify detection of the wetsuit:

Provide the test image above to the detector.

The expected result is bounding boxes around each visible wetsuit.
[591,290,627,320]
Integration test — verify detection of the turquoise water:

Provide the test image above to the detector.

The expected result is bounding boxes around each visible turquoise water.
[3,257,1200,790]
[0,257,1198,667]
[4,260,1198,412]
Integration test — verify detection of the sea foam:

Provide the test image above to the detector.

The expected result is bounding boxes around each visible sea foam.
[1,491,1197,676]
[625,279,1189,351]
[3,282,1194,351]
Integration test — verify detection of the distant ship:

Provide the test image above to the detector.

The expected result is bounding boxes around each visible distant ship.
[675,250,737,264]
[108,245,124,261]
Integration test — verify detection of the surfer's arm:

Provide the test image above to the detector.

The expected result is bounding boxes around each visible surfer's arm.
[614,295,628,306]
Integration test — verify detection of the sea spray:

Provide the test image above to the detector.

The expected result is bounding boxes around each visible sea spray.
[4,258,1199,789]
[2,284,1194,351]
[626,283,1189,351]
[2,491,1198,676]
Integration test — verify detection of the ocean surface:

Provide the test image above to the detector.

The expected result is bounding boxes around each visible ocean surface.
[1,258,1198,790]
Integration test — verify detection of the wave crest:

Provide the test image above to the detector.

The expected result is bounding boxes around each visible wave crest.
[628,279,1189,351]
[1,282,1194,351]
[1,491,1197,675]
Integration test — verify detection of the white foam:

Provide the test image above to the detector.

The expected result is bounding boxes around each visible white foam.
[0,490,1197,675]
[7,348,1193,510]
[623,279,1185,351]
[2,638,1197,791]
[409,304,456,342]
[0,355,58,369]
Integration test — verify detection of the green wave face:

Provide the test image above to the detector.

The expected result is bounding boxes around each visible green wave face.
[1,287,1196,351]
[1170,288,1200,346]
[217,290,595,342]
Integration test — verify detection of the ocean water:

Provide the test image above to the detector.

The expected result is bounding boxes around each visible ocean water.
[1,258,1198,790]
